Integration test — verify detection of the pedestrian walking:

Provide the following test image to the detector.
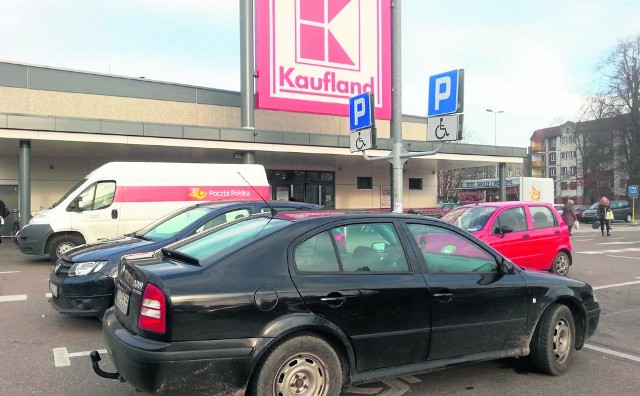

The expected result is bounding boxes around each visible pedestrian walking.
[561,199,578,236]
[0,199,10,244]
[597,196,612,236]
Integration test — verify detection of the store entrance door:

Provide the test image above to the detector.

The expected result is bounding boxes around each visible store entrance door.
[268,170,335,209]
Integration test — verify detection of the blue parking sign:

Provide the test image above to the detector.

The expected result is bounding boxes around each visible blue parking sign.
[629,185,639,198]
[349,92,372,131]
[428,69,462,117]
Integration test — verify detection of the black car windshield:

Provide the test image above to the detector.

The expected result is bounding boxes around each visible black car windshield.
[135,206,214,242]
[169,216,290,264]
[441,206,497,232]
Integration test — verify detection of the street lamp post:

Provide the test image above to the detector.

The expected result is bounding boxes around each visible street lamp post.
[486,109,504,146]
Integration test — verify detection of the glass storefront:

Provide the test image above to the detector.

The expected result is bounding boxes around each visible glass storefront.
[267,170,335,209]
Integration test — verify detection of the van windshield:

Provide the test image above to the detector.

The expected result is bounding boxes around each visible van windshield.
[50,179,87,209]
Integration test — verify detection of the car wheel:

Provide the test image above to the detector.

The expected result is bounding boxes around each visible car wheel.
[625,214,631,222]
[250,334,344,396]
[48,234,85,263]
[529,303,575,375]
[551,252,570,276]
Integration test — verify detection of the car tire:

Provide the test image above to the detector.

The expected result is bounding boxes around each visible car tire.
[250,334,344,396]
[48,234,85,263]
[551,252,570,276]
[529,303,575,376]
[625,214,631,222]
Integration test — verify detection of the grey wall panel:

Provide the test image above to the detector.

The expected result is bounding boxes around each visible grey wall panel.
[0,63,28,88]
[220,128,255,142]
[8,115,55,131]
[27,67,197,103]
[254,130,283,144]
[184,126,220,140]
[102,121,144,136]
[143,124,183,138]
[0,115,7,128]
[310,135,338,147]
[338,136,350,147]
[56,118,101,133]
[283,133,310,146]
[197,89,241,107]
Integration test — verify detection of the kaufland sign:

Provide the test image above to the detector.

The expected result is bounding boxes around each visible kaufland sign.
[256,0,391,119]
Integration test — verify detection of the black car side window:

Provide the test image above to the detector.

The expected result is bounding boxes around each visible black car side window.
[407,224,497,273]
[295,232,341,272]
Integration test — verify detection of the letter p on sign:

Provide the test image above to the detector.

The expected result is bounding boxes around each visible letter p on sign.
[349,92,372,131]
[428,69,462,117]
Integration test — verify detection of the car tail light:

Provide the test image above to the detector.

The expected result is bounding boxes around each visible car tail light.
[138,283,166,334]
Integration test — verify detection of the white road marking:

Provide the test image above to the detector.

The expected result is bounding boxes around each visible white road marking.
[577,247,640,254]
[347,386,383,395]
[593,280,640,290]
[399,375,421,384]
[585,344,640,363]
[45,293,52,298]
[0,271,20,274]
[53,348,107,367]
[607,255,640,260]
[380,379,411,396]
[0,294,27,302]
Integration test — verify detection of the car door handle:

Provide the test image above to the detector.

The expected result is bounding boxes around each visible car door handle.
[523,234,530,239]
[320,296,346,307]
[555,230,560,235]
[433,293,453,303]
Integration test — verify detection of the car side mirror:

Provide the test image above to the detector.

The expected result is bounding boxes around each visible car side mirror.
[499,225,513,238]
[500,258,517,274]
[67,196,84,212]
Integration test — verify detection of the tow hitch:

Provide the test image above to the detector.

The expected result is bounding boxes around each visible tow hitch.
[90,350,124,382]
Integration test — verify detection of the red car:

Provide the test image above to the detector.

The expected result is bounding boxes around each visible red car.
[441,202,572,276]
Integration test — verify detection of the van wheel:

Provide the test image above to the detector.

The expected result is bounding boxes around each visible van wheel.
[529,304,575,375]
[249,335,343,396]
[48,234,84,263]
[551,252,570,276]
[625,214,631,222]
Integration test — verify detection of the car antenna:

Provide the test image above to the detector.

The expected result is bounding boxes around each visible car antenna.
[237,171,276,217]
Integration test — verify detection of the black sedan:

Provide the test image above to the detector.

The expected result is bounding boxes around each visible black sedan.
[92,211,600,395]
[49,200,320,318]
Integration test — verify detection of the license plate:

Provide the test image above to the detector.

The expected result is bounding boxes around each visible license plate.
[115,288,130,315]
[49,282,58,297]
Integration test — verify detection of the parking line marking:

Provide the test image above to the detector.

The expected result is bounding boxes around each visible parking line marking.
[399,375,421,384]
[0,271,20,274]
[381,379,411,396]
[607,255,640,260]
[53,348,107,367]
[0,294,27,302]
[53,347,70,367]
[347,386,383,394]
[585,344,640,363]
[593,280,640,290]
[45,293,52,298]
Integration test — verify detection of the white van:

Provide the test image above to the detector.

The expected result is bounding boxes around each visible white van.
[19,162,269,262]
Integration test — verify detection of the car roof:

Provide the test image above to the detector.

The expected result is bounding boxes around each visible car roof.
[190,200,320,209]
[457,201,553,209]
[274,210,433,223]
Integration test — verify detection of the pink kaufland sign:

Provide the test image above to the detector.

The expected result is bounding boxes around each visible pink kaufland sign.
[256,0,391,119]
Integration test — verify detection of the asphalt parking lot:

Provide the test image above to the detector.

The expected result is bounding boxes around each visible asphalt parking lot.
[1,222,640,395]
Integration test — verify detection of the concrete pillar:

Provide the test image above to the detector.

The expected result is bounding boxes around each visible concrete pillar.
[19,140,31,228]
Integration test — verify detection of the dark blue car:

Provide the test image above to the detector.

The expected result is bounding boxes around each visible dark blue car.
[48,200,320,317]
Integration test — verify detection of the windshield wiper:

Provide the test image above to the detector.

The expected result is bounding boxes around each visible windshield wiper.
[160,248,200,266]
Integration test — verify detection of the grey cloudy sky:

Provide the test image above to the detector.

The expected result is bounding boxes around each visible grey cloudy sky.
[1,0,639,147]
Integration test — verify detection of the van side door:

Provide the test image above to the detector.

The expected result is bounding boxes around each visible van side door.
[69,181,119,243]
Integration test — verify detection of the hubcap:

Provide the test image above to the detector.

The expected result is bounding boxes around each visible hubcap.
[56,242,75,256]
[555,255,569,276]
[273,352,328,396]
[553,317,571,364]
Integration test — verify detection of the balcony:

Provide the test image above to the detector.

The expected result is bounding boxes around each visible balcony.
[530,143,545,153]
[531,160,545,167]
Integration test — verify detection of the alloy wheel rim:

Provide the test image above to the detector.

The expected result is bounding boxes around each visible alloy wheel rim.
[555,255,569,276]
[553,317,571,364]
[273,352,328,396]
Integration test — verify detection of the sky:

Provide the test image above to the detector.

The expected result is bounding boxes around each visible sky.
[1,0,639,148]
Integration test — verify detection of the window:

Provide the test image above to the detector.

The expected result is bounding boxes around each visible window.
[561,167,567,175]
[530,206,556,229]
[508,169,513,177]
[492,207,527,234]
[195,209,251,234]
[560,152,567,160]
[561,182,568,190]
[569,182,577,190]
[294,223,409,273]
[75,181,115,211]
[515,169,521,176]
[549,153,556,161]
[357,177,372,190]
[549,167,556,176]
[406,223,497,273]
[570,166,576,175]
[409,178,423,190]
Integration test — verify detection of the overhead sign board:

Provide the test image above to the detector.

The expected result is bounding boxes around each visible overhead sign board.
[426,114,462,142]
[427,69,464,117]
[255,0,391,119]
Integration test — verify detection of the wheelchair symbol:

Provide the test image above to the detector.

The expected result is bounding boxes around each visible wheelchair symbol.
[355,132,366,150]
[435,117,449,139]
